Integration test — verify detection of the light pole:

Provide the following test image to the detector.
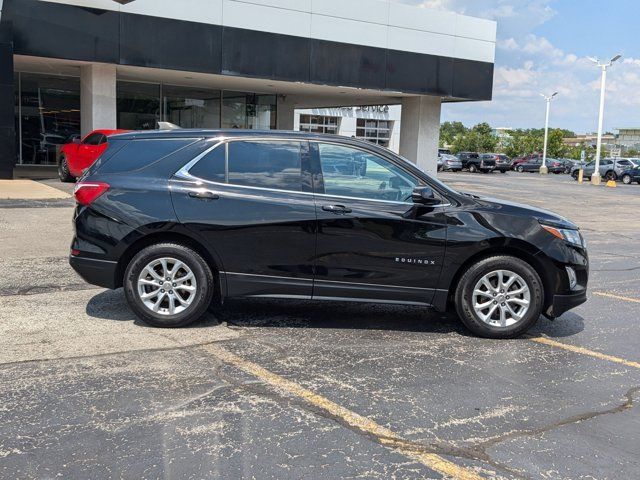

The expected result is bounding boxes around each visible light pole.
[589,54,621,185]
[540,92,558,174]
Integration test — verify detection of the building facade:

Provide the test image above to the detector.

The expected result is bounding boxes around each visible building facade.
[616,128,640,149]
[0,0,496,179]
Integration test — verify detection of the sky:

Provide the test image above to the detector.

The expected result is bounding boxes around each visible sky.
[392,0,640,134]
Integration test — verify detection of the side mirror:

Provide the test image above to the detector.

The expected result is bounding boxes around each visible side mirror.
[72,137,81,144]
[411,186,440,205]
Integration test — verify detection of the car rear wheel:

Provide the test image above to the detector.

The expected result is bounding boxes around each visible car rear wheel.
[469,164,478,173]
[124,243,214,328]
[58,155,74,183]
[454,255,543,338]
[622,174,632,185]
[605,171,617,181]
[500,170,507,173]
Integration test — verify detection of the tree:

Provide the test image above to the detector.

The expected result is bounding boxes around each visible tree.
[546,129,566,158]
[449,122,497,153]
[439,121,467,147]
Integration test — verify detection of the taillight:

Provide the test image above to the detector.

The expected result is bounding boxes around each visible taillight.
[74,182,109,206]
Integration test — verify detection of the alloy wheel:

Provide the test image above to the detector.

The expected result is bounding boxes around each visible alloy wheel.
[137,257,197,315]
[472,269,531,327]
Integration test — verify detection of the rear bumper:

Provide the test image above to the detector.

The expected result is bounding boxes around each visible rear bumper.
[546,290,587,318]
[69,255,119,289]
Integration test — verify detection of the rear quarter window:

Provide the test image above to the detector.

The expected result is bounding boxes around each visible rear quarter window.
[98,138,196,174]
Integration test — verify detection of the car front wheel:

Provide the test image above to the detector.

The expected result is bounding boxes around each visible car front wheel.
[469,164,478,173]
[124,243,214,327]
[622,174,632,184]
[517,166,525,173]
[454,255,543,338]
[58,155,75,183]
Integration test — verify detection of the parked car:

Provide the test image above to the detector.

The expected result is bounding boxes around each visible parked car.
[512,154,541,168]
[620,167,640,185]
[438,153,462,172]
[58,129,129,182]
[514,158,563,174]
[570,158,637,181]
[458,152,495,173]
[556,158,579,174]
[480,153,511,173]
[70,130,588,339]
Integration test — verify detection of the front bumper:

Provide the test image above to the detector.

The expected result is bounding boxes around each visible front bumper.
[69,255,119,289]
[545,289,587,318]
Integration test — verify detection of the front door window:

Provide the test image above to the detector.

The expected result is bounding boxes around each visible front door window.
[318,143,418,202]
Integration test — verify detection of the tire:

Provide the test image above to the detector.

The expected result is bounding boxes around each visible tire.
[58,155,75,183]
[500,170,507,174]
[123,243,214,328]
[454,255,544,339]
[517,166,524,173]
[622,174,632,185]
[571,171,579,180]
[469,164,478,173]
[605,171,616,181]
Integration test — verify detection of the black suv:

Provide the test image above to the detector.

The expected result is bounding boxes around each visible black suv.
[457,152,495,173]
[70,130,588,338]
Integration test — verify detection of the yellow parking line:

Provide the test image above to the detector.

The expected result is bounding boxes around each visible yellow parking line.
[527,336,640,370]
[205,344,483,480]
[593,291,640,304]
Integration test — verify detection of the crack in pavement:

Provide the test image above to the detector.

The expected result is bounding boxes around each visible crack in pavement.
[454,386,640,458]
[0,283,100,296]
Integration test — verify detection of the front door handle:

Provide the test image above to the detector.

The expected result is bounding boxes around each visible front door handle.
[322,204,352,214]
[188,190,220,200]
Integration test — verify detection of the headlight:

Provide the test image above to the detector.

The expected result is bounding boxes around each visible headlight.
[541,224,585,247]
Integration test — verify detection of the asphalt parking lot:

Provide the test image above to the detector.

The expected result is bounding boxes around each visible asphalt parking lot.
[1,172,639,479]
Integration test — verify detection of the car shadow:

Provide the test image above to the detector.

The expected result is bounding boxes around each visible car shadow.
[530,311,585,338]
[86,289,585,338]
[86,289,468,335]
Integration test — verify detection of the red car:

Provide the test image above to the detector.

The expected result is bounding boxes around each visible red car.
[58,129,129,182]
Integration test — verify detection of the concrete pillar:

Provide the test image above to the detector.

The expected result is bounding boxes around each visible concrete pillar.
[276,94,296,130]
[399,96,442,176]
[80,64,117,136]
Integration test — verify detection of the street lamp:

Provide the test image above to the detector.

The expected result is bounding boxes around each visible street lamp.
[540,92,558,174]
[589,54,622,185]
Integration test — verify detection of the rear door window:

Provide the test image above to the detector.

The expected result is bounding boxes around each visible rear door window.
[227,141,303,192]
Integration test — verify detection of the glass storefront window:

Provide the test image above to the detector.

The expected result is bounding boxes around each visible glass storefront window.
[17,73,80,165]
[221,92,276,130]
[162,85,221,129]
[356,118,393,147]
[299,114,340,134]
[117,81,160,130]
[11,75,281,166]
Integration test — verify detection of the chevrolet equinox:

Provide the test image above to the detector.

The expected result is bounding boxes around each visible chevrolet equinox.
[70,130,588,338]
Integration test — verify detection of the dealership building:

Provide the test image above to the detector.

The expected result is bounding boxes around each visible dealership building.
[0,0,496,179]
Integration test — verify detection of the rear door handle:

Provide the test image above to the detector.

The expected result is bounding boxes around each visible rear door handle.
[322,204,352,214]
[188,190,220,200]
